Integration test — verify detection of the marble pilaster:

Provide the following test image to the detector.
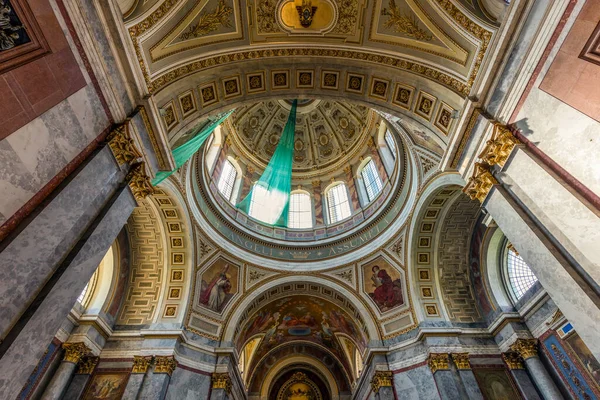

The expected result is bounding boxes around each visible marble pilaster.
[312,180,324,225]
[138,356,176,400]
[371,371,394,400]
[428,354,462,400]
[451,354,483,400]
[503,352,542,400]
[122,356,153,399]
[344,165,360,211]
[511,339,563,400]
[210,373,232,400]
[0,152,137,400]
[41,343,90,400]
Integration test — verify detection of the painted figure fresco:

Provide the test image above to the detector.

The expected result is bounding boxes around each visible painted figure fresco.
[363,257,404,312]
[197,259,238,313]
[473,369,520,400]
[0,0,30,51]
[566,333,600,388]
[82,373,129,400]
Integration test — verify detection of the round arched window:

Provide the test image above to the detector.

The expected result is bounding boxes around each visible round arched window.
[505,244,538,301]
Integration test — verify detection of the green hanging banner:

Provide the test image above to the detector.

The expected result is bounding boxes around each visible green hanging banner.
[152,110,234,186]
[236,100,297,227]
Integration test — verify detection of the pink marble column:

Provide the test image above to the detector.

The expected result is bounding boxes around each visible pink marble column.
[239,165,255,200]
[211,137,231,182]
[369,138,389,182]
[312,180,324,225]
[344,166,360,211]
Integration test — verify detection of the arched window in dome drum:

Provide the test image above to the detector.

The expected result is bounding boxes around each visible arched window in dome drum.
[360,160,383,202]
[385,129,397,159]
[288,191,313,229]
[326,183,352,224]
[506,245,538,300]
[248,183,270,222]
[218,159,238,202]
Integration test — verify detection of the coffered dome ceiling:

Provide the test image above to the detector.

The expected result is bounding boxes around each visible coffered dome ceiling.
[226,99,376,175]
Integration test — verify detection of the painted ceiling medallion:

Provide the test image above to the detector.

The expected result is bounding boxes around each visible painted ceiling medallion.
[278,0,336,34]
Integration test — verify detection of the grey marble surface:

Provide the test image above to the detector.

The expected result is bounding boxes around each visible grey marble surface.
[139,370,171,400]
[0,184,136,399]
[433,370,462,400]
[165,367,211,400]
[62,373,91,400]
[123,373,146,399]
[524,357,564,400]
[393,365,441,400]
[40,361,76,400]
[510,369,542,400]
[458,370,484,400]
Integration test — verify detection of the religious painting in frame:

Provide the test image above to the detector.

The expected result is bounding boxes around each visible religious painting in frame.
[195,256,240,314]
[82,372,129,400]
[565,333,600,390]
[361,256,405,313]
[0,0,50,74]
[472,368,522,400]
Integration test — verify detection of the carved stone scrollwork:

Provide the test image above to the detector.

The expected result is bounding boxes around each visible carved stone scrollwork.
[451,353,471,370]
[510,339,538,360]
[428,353,449,374]
[132,355,153,374]
[478,124,521,167]
[502,352,525,370]
[62,342,90,364]
[462,162,498,203]
[154,356,177,375]
[370,371,393,393]
[106,123,142,166]
[126,162,154,201]
[212,373,232,394]
[76,356,99,374]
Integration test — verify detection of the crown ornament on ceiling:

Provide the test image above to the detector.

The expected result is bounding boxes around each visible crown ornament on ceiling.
[297,0,317,28]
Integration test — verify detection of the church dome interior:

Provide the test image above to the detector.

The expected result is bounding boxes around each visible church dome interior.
[1,0,599,399]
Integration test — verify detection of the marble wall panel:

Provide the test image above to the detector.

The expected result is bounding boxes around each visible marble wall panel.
[393,365,441,400]
[164,365,211,400]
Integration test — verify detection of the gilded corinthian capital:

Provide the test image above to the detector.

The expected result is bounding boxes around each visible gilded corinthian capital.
[428,353,449,373]
[62,342,90,364]
[106,123,142,166]
[132,356,153,374]
[479,124,521,167]
[126,162,154,201]
[212,373,232,393]
[154,356,177,375]
[463,162,498,203]
[451,353,471,370]
[510,339,538,360]
[502,352,524,370]
[76,356,99,374]
[370,371,393,393]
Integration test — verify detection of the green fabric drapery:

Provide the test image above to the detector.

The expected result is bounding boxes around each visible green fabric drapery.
[236,100,297,226]
[152,110,234,186]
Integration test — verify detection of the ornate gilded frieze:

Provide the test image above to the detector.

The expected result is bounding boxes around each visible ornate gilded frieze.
[370,371,393,393]
[451,353,471,370]
[212,372,232,393]
[478,123,521,167]
[154,356,177,375]
[126,162,155,201]
[132,355,153,373]
[76,356,99,374]
[510,338,538,360]
[502,352,524,370]
[106,123,142,166]
[62,342,90,364]
[462,162,497,203]
[428,353,449,373]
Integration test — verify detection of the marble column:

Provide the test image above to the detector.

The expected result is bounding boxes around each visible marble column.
[312,180,324,225]
[0,145,139,400]
[511,339,563,399]
[370,371,394,400]
[368,137,389,181]
[63,356,99,400]
[41,343,90,400]
[212,137,231,182]
[450,353,483,400]
[138,356,176,400]
[123,356,153,399]
[428,353,463,400]
[343,165,360,211]
[502,352,542,400]
[239,165,255,200]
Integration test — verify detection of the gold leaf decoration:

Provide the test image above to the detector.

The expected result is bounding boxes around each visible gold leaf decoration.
[382,0,432,41]
[180,0,233,40]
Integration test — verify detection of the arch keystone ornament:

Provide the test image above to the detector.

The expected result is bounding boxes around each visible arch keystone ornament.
[463,162,497,203]
[212,373,232,393]
[428,353,449,373]
[370,371,393,393]
[510,338,538,360]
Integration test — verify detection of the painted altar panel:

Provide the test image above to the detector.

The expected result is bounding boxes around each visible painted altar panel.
[565,333,600,389]
[82,372,129,400]
[361,256,406,313]
[472,368,521,400]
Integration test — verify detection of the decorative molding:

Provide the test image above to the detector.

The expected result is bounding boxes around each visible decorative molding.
[462,162,497,203]
[137,106,168,170]
[211,372,232,393]
[580,21,600,66]
[428,353,449,373]
[132,355,153,373]
[502,352,524,370]
[179,0,233,40]
[450,108,481,169]
[62,342,90,364]
[450,353,471,370]
[510,338,538,360]
[106,124,142,165]
[126,162,155,201]
[370,370,393,393]
[381,0,432,41]
[478,123,521,167]
[154,356,177,375]
[76,356,99,374]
